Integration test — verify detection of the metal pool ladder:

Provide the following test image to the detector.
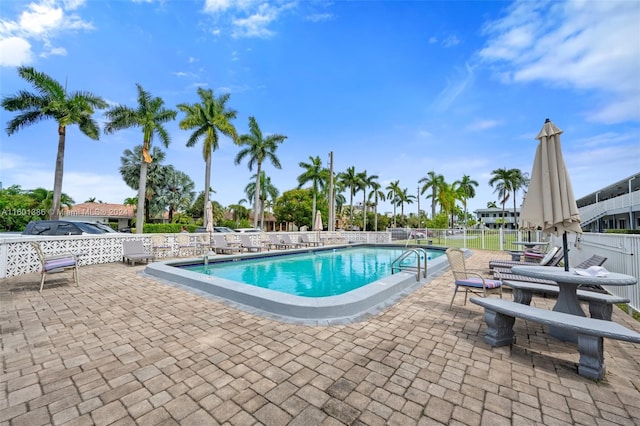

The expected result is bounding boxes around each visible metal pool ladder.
[391,248,428,281]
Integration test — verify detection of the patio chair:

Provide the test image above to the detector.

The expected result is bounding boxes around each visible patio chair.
[299,234,322,247]
[151,234,173,258]
[494,254,608,288]
[488,246,562,270]
[280,234,304,249]
[239,234,263,252]
[266,234,290,250]
[122,240,155,266]
[211,234,244,254]
[30,241,79,292]
[446,248,502,309]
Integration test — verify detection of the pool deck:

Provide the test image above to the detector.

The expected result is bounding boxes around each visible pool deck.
[2,250,639,425]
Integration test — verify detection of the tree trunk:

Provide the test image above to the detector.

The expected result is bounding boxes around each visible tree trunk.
[204,152,212,227]
[431,187,436,220]
[51,126,66,220]
[362,192,367,231]
[254,163,262,229]
[136,161,148,234]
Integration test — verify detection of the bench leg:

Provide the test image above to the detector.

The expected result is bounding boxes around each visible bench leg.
[483,310,516,347]
[588,302,613,321]
[512,289,533,305]
[577,334,605,380]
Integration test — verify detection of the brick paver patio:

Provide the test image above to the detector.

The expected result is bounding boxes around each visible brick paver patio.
[1,250,639,425]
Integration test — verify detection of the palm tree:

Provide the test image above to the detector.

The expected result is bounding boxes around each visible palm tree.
[419,171,445,220]
[104,84,176,233]
[489,167,512,229]
[338,166,360,229]
[438,182,460,228]
[119,145,167,223]
[297,155,328,227]
[368,179,386,231]
[487,201,498,208]
[508,168,529,229]
[177,88,238,227]
[454,174,479,228]
[385,180,401,227]
[2,66,107,220]
[397,187,416,226]
[29,188,74,218]
[155,166,195,222]
[360,172,378,231]
[245,171,279,228]
[235,116,286,229]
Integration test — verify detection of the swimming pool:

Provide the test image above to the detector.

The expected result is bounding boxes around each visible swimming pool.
[181,246,443,297]
[144,244,451,324]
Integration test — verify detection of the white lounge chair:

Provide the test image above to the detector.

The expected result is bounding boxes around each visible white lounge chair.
[212,234,243,254]
[239,234,263,252]
[122,240,155,266]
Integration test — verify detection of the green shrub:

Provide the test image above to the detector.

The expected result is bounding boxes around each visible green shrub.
[135,223,198,233]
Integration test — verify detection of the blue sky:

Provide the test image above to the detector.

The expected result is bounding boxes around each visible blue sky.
[1,0,639,217]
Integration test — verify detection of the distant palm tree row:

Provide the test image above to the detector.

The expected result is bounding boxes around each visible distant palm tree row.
[2,66,528,232]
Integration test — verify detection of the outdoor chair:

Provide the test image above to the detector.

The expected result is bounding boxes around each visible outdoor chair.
[267,234,290,250]
[280,234,304,248]
[30,241,79,292]
[299,234,322,247]
[211,234,244,254]
[494,254,608,289]
[151,234,173,258]
[239,234,263,252]
[122,240,155,266]
[446,248,502,309]
[176,233,192,257]
[488,246,562,270]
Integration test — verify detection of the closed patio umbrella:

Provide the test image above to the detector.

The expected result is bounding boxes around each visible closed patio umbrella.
[313,210,323,231]
[205,203,214,247]
[519,119,581,271]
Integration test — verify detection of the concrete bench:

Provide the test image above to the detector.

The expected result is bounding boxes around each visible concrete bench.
[502,280,630,321]
[470,297,640,380]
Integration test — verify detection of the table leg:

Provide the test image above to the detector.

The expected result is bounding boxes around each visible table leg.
[549,283,585,343]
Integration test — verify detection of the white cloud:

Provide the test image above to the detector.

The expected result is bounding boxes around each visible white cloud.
[305,13,332,23]
[467,119,501,131]
[479,0,640,124]
[0,37,33,66]
[232,3,279,38]
[204,0,233,13]
[442,35,460,48]
[0,0,93,67]
[202,0,294,39]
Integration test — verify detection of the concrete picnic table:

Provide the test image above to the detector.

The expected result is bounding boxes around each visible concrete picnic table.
[511,265,637,342]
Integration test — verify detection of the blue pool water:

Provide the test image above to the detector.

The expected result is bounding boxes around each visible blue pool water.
[181,246,443,297]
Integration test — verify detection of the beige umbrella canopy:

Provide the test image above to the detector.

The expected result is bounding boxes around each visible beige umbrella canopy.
[205,203,214,233]
[519,119,581,270]
[313,210,323,231]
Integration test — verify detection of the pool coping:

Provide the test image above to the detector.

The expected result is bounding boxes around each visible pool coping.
[143,244,453,325]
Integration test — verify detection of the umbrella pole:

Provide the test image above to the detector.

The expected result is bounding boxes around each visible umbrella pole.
[562,232,570,271]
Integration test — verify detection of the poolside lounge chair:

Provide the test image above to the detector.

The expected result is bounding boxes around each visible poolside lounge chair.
[299,234,322,247]
[267,234,290,250]
[494,254,607,285]
[30,241,79,292]
[446,248,502,309]
[122,240,155,266]
[151,234,173,258]
[488,246,562,270]
[239,234,263,252]
[211,234,243,254]
[280,234,304,249]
